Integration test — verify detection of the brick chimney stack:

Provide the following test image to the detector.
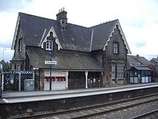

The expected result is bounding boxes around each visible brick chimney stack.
[56,7,67,29]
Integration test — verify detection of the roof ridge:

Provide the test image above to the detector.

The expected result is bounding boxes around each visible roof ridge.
[89,19,118,28]
[19,12,57,22]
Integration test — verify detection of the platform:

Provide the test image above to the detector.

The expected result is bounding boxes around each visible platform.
[1,83,158,103]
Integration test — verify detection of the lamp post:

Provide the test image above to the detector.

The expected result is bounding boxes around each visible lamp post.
[49,51,53,90]
[2,49,6,61]
[46,32,56,90]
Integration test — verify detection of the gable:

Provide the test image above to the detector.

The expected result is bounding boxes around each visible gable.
[103,21,131,54]
[90,20,131,54]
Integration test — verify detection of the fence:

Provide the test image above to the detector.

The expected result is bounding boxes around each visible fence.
[2,71,33,91]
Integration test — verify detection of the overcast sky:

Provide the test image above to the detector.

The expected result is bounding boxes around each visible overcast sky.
[0,0,158,62]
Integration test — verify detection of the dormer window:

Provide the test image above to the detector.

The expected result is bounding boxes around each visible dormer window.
[41,31,60,51]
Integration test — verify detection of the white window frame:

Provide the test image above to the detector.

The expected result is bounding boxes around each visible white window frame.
[113,42,119,54]
[46,40,53,50]
[117,64,124,79]
[111,64,116,79]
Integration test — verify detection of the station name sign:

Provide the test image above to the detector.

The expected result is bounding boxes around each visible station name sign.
[45,61,57,65]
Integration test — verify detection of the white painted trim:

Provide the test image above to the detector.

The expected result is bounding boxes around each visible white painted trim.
[40,26,62,50]
[50,27,62,50]
[39,29,46,46]
[90,29,94,51]
[85,71,88,88]
[65,71,68,89]
[116,21,131,54]
[103,20,131,54]
[103,24,115,50]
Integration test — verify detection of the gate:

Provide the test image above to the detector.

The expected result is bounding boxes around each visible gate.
[3,71,33,91]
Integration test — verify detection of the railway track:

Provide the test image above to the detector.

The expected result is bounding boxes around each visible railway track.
[14,93,158,119]
[131,109,158,119]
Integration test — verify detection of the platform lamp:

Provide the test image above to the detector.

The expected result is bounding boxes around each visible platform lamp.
[47,32,56,90]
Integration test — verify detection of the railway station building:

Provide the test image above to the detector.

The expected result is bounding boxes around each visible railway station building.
[10,8,131,90]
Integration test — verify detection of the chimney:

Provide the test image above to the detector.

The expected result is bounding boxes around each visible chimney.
[136,54,140,65]
[56,7,67,29]
[136,54,139,60]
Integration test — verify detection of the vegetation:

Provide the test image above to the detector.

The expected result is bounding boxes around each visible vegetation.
[0,60,10,72]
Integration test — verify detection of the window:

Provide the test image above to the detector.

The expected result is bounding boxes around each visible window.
[117,64,124,79]
[113,42,119,54]
[46,40,52,50]
[111,65,116,79]
[11,64,15,70]
[16,64,21,71]
[18,38,22,51]
[112,64,124,79]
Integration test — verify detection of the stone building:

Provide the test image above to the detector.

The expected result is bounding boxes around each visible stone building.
[11,8,131,90]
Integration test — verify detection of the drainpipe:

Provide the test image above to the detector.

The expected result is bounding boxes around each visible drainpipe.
[85,71,88,88]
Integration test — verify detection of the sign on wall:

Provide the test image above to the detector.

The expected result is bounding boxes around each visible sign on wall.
[45,61,57,65]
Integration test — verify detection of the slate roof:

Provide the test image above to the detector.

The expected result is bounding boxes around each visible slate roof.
[90,20,118,50]
[138,56,151,65]
[26,47,103,71]
[151,58,158,64]
[12,12,131,53]
[127,55,151,66]
[131,66,151,71]
[14,12,91,52]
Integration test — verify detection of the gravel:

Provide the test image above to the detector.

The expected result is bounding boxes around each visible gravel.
[94,100,158,119]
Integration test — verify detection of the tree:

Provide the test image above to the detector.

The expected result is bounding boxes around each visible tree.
[0,60,10,72]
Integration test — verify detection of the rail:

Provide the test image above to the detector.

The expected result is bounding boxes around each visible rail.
[15,93,158,119]
[131,109,158,119]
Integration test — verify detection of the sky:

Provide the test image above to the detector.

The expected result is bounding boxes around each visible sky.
[0,0,158,62]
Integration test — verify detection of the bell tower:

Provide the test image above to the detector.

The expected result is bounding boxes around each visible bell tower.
[56,7,67,29]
